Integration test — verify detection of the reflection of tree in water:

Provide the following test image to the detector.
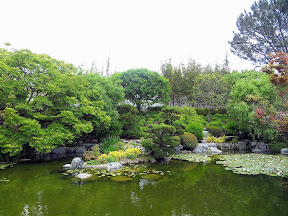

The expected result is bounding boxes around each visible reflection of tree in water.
[21,191,48,216]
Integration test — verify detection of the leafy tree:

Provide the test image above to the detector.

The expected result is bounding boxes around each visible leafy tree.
[113,68,170,111]
[83,73,125,138]
[261,52,288,135]
[192,73,229,122]
[0,47,110,157]
[230,0,288,64]
[227,71,280,140]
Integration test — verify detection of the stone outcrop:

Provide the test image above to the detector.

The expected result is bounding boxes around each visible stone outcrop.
[281,148,288,155]
[71,157,84,169]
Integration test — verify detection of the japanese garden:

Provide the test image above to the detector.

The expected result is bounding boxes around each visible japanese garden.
[0,0,288,215]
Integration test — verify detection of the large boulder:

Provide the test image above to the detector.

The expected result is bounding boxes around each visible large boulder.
[174,144,183,154]
[107,162,122,171]
[281,148,288,155]
[193,143,222,155]
[71,157,84,169]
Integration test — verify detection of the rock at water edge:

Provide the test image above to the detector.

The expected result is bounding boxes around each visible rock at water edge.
[75,173,92,179]
[71,157,84,169]
[107,162,122,171]
[281,148,288,155]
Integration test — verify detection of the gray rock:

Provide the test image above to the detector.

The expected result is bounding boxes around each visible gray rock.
[51,147,66,155]
[75,147,86,153]
[63,164,72,169]
[252,149,263,153]
[208,147,222,155]
[281,148,288,155]
[174,144,183,154]
[107,162,122,171]
[75,173,92,179]
[193,143,218,153]
[258,142,268,151]
[65,147,75,154]
[238,141,247,150]
[71,157,84,169]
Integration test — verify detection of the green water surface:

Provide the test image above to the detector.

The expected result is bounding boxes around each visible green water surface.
[0,159,287,216]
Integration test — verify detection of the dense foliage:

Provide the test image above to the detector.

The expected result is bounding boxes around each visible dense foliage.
[112,68,170,111]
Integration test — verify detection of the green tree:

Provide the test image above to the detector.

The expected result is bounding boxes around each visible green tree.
[192,73,229,122]
[227,71,279,140]
[230,0,288,64]
[0,47,110,157]
[113,68,170,111]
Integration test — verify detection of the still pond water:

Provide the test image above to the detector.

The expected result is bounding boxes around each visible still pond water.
[0,158,287,216]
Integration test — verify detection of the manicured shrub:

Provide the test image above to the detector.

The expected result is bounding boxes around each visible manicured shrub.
[185,122,204,140]
[269,142,287,153]
[106,156,117,163]
[180,132,198,150]
[142,124,180,159]
[83,145,101,161]
[206,126,222,137]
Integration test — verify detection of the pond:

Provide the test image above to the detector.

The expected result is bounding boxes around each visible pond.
[0,158,287,216]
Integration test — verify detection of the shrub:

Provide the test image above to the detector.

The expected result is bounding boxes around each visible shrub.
[206,126,222,137]
[206,135,225,143]
[106,156,117,163]
[125,148,142,157]
[125,154,137,159]
[86,160,99,165]
[108,150,125,160]
[185,122,204,140]
[142,124,180,159]
[100,136,121,154]
[180,132,198,150]
[83,145,101,161]
[269,142,287,153]
[223,120,239,135]
[206,121,223,128]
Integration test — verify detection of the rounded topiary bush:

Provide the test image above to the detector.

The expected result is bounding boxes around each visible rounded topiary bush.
[206,126,222,137]
[180,132,198,150]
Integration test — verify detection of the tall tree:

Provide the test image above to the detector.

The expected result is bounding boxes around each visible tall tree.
[230,0,288,64]
[192,73,229,122]
[0,47,111,157]
[112,68,170,111]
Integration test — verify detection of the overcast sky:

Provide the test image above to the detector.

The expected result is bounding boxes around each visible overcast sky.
[1,0,257,73]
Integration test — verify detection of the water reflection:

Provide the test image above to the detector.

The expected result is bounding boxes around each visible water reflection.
[21,191,48,216]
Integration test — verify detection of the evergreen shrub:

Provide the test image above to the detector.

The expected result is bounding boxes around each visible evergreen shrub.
[180,132,198,150]
[206,126,222,137]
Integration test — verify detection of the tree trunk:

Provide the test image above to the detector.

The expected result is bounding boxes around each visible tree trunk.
[208,108,211,123]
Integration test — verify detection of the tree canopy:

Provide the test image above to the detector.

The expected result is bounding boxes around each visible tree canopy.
[113,68,170,111]
[0,47,114,156]
[230,0,288,64]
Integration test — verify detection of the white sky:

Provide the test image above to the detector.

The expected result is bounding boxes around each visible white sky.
[1,0,257,73]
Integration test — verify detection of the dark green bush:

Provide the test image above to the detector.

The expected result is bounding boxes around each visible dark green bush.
[147,106,163,112]
[223,120,239,135]
[180,132,198,150]
[206,126,222,137]
[142,124,180,159]
[118,104,138,115]
[195,108,209,116]
[185,122,204,140]
[269,142,287,153]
